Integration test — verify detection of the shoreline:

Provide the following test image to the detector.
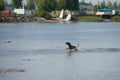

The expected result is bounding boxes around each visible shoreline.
[0,16,120,23]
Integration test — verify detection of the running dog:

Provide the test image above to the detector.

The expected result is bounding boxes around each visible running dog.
[65,42,79,52]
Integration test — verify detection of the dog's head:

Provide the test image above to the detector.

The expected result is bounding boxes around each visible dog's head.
[65,42,71,45]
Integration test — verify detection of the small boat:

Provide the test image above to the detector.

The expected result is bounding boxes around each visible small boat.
[64,13,71,22]
[44,9,72,23]
[57,9,72,22]
[59,9,64,19]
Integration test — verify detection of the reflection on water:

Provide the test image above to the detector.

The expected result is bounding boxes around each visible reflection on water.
[0,22,120,80]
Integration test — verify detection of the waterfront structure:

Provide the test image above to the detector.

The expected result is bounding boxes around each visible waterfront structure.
[79,2,94,15]
[13,8,25,14]
[13,3,25,14]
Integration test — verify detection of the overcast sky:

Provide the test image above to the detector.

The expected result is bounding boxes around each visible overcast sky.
[79,0,120,4]
[6,0,120,4]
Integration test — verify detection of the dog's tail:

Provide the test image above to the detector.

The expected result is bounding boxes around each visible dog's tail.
[77,43,80,50]
[77,43,79,47]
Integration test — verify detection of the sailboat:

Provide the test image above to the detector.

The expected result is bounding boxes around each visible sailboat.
[58,9,72,22]
[45,9,71,23]
[59,9,64,19]
[64,13,71,21]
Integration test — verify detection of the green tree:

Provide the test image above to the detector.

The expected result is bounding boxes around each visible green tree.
[12,0,22,8]
[118,1,120,8]
[37,0,56,18]
[27,0,35,10]
[112,1,118,8]
[93,5,98,15]
[97,1,101,9]
[107,0,112,9]
[0,0,5,11]
[81,0,85,4]
[100,0,106,8]
[57,0,66,10]
[66,0,79,10]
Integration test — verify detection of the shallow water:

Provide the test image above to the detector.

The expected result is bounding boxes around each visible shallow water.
[0,22,120,80]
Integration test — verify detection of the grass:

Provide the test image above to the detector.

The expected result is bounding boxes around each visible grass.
[111,16,120,22]
[75,16,104,22]
[77,16,104,22]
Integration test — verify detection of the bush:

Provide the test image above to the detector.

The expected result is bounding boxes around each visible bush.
[38,11,52,19]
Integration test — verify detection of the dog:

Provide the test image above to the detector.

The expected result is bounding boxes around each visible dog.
[65,42,79,52]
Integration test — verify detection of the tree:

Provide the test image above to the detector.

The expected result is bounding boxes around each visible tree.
[107,0,112,9]
[81,0,85,4]
[57,0,66,10]
[97,1,101,9]
[93,5,98,15]
[118,1,120,8]
[57,0,79,10]
[37,0,56,18]
[66,0,79,10]
[112,1,118,8]
[27,0,35,10]
[0,0,5,11]
[12,0,22,8]
[100,0,106,8]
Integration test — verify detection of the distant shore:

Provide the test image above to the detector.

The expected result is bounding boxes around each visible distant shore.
[0,16,44,23]
[75,16,120,22]
[0,15,120,23]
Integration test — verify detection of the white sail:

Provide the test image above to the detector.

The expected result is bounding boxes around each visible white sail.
[59,9,64,19]
[65,13,71,21]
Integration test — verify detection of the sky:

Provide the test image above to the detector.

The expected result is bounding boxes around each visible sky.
[79,0,120,4]
[6,0,120,5]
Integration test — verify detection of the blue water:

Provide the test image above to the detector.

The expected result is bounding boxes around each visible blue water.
[0,22,120,51]
[0,22,120,80]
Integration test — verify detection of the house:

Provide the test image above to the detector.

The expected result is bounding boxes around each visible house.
[79,3,93,11]
[13,8,25,14]
[79,2,94,15]
[13,4,25,15]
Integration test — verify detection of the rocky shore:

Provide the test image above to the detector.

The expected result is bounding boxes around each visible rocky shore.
[0,16,45,23]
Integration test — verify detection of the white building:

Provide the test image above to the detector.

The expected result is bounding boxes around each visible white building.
[79,2,94,15]
[13,2,25,15]
[13,8,25,14]
[79,4,93,11]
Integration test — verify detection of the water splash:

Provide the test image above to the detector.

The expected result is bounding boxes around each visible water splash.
[79,48,120,52]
